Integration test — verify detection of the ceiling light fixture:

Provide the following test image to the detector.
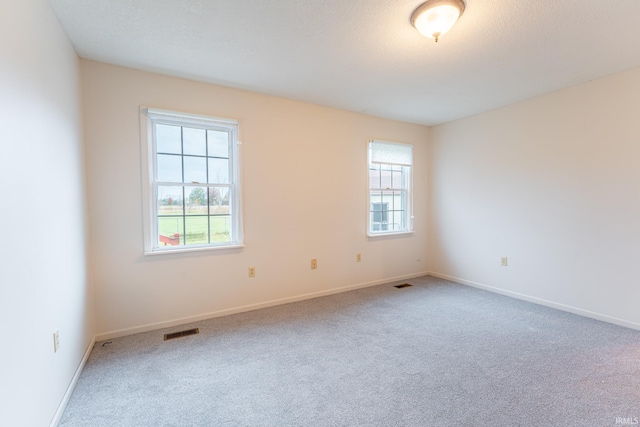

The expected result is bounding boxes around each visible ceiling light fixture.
[411,0,465,43]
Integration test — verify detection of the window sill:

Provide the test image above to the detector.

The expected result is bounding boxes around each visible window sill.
[144,244,244,256]
[367,230,415,239]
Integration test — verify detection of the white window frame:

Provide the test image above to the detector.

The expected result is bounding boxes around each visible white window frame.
[140,107,244,254]
[367,140,414,237]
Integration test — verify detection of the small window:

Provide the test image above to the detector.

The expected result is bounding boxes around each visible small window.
[368,140,413,236]
[141,108,243,253]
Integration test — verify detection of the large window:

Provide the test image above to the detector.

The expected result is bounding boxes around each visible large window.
[368,140,413,235]
[141,108,243,253]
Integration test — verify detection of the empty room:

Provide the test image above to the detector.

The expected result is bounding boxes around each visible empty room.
[2,0,640,426]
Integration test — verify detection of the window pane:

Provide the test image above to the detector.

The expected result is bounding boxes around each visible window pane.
[380,191,395,208]
[185,187,208,215]
[371,201,389,226]
[393,192,404,213]
[185,216,208,245]
[210,216,231,243]
[398,211,406,230]
[369,190,405,233]
[380,170,392,189]
[184,156,207,184]
[208,158,229,184]
[183,127,206,156]
[389,211,404,230]
[156,124,182,154]
[158,217,184,247]
[147,109,241,252]
[208,187,230,213]
[208,130,229,158]
[157,186,183,216]
[369,168,381,189]
[370,212,388,231]
[157,154,183,183]
[391,170,403,188]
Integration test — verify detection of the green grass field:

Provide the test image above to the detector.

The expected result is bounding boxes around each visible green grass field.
[158,205,231,245]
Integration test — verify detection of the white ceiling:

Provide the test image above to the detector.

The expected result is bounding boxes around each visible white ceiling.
[49,0,640,126]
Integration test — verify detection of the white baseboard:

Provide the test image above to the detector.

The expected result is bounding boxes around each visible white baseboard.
[49,270,639,427]
[428,271,640,332]
[49,336,96,427]
[96,271,430,341]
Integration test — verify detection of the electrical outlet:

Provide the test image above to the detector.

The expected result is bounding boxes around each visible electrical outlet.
[53,330,60,353]
[248,267,255,278]
[501,257,508,267]
[356,253,362,262]
[311,259,317,269]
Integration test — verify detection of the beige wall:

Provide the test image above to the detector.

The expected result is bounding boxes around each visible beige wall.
[81,61,430,338]
[429,67,640,328]
[0,1,93,426]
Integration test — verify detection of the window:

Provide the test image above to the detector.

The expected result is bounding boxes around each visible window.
[141,108,243,253]
[368,140,413,235]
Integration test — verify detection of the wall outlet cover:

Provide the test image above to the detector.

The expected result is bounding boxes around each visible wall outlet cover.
[53,330,60,353]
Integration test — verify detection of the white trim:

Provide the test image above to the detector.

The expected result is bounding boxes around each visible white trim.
[144,243,244,256]
[139,107,154,253]
[49,337,96,427]
[144,107,238,127]
[231,125,244,246]
[367,230,415,238]
[95,271,430,341]
[428,271,640,332]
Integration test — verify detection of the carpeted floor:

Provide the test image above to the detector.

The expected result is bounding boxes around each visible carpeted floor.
[59,276,640,426]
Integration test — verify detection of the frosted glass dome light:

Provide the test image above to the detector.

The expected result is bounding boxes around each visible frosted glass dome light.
[411,0,465,43]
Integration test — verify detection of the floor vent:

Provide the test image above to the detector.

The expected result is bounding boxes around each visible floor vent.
[164,328,199,341]
[394,284,413,289]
